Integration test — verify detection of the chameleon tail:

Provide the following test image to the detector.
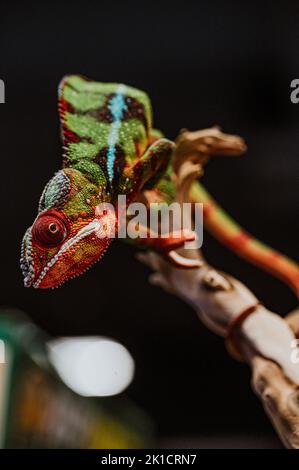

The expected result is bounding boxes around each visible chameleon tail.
[190,182,299,297]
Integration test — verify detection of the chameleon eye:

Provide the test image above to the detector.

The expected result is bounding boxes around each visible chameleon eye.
[32,211,69,248]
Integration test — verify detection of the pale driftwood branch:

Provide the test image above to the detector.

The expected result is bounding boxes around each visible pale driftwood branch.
[139,128,299,448]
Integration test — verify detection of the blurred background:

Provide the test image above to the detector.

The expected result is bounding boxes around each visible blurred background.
[0,0,298,448]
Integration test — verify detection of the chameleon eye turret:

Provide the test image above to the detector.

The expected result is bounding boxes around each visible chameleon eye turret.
[31,210,69,248]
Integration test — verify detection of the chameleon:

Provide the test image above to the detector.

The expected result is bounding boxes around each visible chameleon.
[20,75,299,294]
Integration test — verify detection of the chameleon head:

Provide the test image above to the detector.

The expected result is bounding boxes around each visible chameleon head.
[20,168,115,288]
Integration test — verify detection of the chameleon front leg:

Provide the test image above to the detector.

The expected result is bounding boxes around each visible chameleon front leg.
[122,138,200,268]
[124,138,175,198]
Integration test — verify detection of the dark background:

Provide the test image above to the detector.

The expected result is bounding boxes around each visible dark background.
[0,0,298,447]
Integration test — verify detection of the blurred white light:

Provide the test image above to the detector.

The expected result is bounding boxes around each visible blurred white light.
[47,337,135,397]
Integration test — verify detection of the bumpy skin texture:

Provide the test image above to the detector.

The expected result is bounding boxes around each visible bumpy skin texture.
[21,75,299,293]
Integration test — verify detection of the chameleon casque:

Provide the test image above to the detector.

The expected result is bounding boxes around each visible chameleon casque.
[20,75,299,293]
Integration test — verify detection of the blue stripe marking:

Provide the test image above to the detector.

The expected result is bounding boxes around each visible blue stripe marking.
[107,85,127,183]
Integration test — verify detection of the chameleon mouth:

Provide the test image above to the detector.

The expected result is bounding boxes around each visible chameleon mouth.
[33,218,107,289]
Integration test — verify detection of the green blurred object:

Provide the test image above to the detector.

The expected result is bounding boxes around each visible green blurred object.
[0,309,152,449]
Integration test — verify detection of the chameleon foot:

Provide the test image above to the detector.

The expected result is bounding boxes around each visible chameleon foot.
[138,229,202,269]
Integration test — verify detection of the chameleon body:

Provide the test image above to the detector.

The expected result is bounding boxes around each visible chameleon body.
[20,75,299,294]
